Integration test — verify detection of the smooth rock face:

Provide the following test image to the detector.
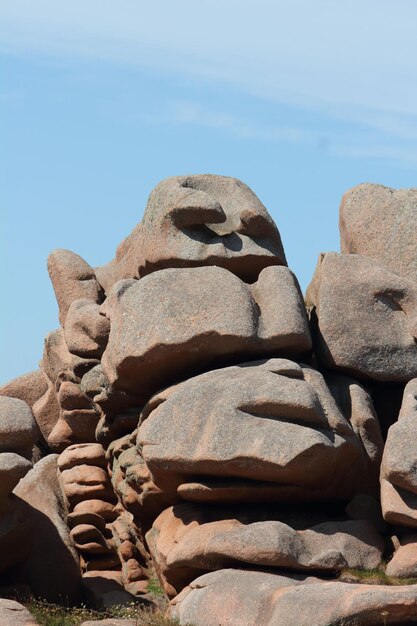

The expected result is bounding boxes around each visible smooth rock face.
[0,370,48,409]
[114,174,287,284]
[307,252,417,381]
[101,266,311,394]
[138,359,366,502]
[0,396,37,458]
[0,453,32,496]
[147,503,383,595]
[340,183,417,282]
[171,569,417,626]
[0,599,39,626]
[47,249,104,325]
[13,455,81,603]
[381,379,417,526]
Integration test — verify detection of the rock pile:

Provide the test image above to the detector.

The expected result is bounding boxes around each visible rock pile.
[1,176,417,625]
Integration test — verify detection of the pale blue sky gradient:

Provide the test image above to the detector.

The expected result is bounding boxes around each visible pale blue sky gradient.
[2,1,417,383]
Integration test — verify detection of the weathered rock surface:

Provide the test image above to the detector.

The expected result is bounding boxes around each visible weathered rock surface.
[13,455,81,603]
[147,503,383,595]
[326,373,384,492]
[386,534,417,578]
[101,266,311,395]
[64,298,110,358]
[0,453,32,496]
[112,174,287,285]
[47,249,103,325]
[138,359,368,502]
[340,183,417,282]
[307,252,417,381]
[48,381,100,452]
[58,443,108,471]
[0,370,48,409]
[171,568,417,626]
[107,431,176,528]
[32,377,60,444]
[381,379,417,527]
[0,396,38,459]
[0,599,39,626]
[4,175,417,626]
[0,398,36,575]
[41,329,98,386]
[60,464,116,507]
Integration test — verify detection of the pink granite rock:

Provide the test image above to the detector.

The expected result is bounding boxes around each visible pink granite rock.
[101,266,311,395]
[307,252,417,381]
[171,569,417,626]
[114,174,287,284]
[381,379,417,527]
[0,396,37,459]
[148,503,383,595]
[13,455,81,603]
[340,183,417,282]
[138,359,368,502]
[47,249,103,325]
[64,298,110,358]
[0,370,48,409]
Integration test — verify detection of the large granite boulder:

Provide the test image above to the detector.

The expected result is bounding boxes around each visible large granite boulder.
[13,455,81,603]
[101,266,311,395]
[340,183,417,282]
[147,503,383,596]
[0,397,37,575]
[4,174,417,625]
[109,174,287,285]
[307,252,417,381]
[0,370,48,409]
[0,600,39,626]
[137,358,370,502]
[0,396,38,459]
[171,569,417,626]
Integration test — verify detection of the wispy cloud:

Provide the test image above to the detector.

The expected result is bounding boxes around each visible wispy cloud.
[167,100,318,144]
[1,0,417,116]
[144,99,417,168]
[2,0,417,166]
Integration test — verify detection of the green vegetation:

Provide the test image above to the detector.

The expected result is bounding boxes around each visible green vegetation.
[23,599,179,626]
[340,566,417,586]
[147,578,165,597]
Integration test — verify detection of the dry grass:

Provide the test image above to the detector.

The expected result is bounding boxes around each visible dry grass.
[25,598,179,626]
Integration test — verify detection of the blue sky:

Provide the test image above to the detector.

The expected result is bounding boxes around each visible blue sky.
[1,0,417,383]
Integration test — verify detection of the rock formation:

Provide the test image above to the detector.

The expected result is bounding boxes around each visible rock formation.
[1,175,417,624]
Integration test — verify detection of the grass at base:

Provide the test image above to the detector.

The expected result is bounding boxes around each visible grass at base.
[24,599,180,626]
[340,567,417,586]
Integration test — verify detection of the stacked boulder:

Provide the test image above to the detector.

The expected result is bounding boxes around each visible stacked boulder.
[1,176,417,625]
[0,397,37,575]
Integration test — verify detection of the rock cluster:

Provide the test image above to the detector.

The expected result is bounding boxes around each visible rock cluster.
[1,176,417,625]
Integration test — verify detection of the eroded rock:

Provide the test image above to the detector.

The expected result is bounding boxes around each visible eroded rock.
[101,266,311,395]
[307,253,417,382]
